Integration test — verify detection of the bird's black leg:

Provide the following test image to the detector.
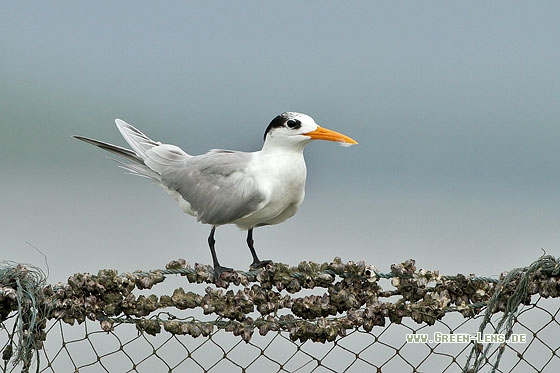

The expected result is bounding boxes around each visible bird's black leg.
[247,228,272,269]
[208,226,233,276]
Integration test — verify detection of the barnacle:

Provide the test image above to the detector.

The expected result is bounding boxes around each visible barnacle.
[136,319,161,336]
[166,258,187,270]
[100,319,114,332]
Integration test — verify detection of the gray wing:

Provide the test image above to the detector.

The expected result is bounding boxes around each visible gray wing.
[76,119,265,225]
[160,151,266,225]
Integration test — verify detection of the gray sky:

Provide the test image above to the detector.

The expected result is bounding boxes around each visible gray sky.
[2,2,560,282]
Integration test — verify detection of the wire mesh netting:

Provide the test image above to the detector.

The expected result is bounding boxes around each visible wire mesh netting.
[1,255,559,372]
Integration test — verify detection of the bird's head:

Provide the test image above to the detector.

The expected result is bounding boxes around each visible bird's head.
[263,112,358,150]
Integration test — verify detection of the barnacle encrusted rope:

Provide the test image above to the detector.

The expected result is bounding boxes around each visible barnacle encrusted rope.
[463,254,560,373]
[40,258,512,343]
[1,256,559,372]
[0,262,46,371]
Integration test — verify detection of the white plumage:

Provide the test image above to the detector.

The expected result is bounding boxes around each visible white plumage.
[74,112,357,275]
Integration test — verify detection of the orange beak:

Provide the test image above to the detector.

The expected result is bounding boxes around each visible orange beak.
[304,126,358,145]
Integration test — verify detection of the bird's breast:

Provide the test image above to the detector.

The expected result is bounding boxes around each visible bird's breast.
[235,151,307,227]
[255,151,307,201]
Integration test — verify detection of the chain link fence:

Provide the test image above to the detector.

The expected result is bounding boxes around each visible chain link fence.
[1,255,559,372]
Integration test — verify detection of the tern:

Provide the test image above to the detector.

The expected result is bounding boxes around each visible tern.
[74,112,357,276]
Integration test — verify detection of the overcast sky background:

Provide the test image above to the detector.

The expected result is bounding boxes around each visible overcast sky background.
[2,2,560,283]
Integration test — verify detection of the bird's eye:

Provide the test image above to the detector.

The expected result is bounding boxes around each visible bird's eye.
[286,119,301,129]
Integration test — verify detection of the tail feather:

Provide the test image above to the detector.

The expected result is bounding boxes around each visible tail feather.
[74,119,187,182]
[112,158,161,181]
[115,119,161,159]
[72,135,143,163]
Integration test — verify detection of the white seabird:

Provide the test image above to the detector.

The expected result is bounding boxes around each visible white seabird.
[74,112,357,275]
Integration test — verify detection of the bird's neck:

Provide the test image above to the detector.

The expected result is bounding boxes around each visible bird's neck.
[258,140,307,174]
[261,138,309,154]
